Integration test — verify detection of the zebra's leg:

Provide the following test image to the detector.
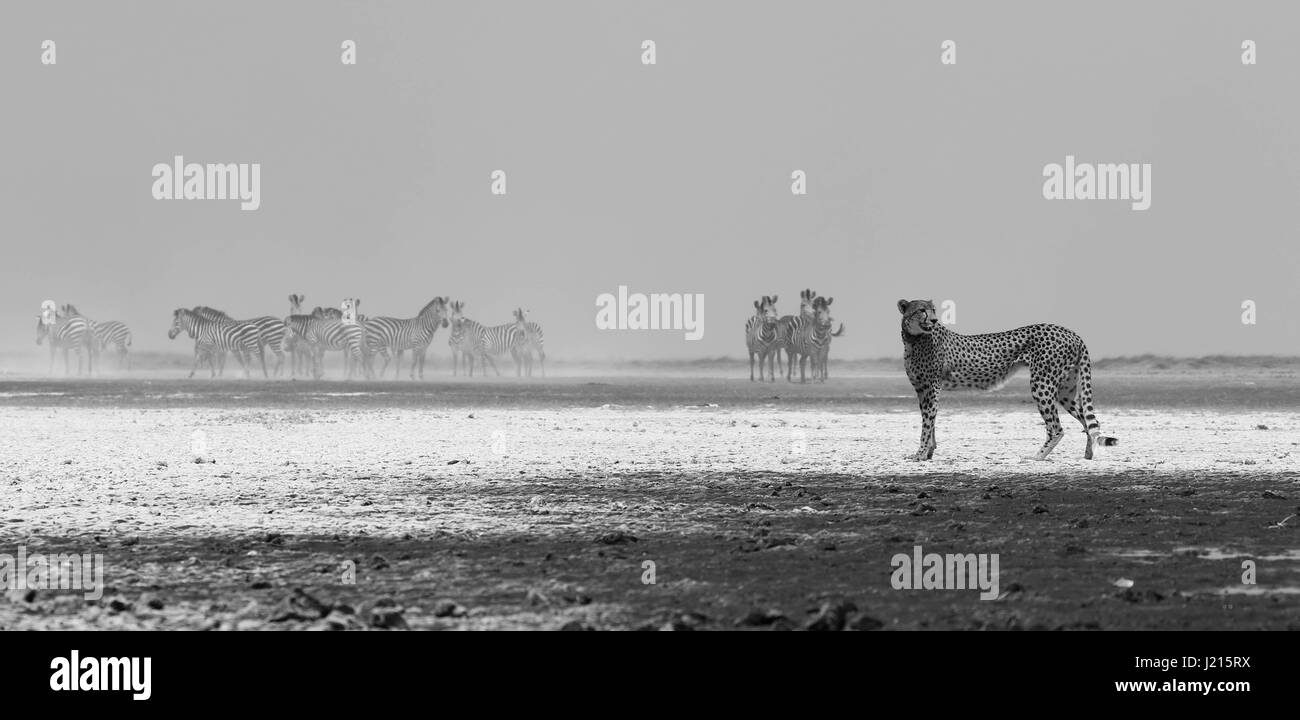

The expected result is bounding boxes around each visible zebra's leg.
[539,349,545,377]
[749,350,756,382]
[484,352,500,377]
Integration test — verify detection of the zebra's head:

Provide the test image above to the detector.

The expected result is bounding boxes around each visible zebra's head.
[420,296,450,328]
[448,301,465,327]
[813,296,834,327]
[753,296,778,325]
[289,294,304,314]
[799,289,818,318]
[897,299,938,336]
[168,308,193,339]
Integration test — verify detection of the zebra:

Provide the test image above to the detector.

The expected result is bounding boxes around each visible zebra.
[89,320,133,371]
[776,288,818,381]
[510,308,546,377]
[168,307,265,378]
[285,294,313,378]
[284,302,373,380]
[745,295,780,382]
[790,296,844,383]
[192,306,286,377]
[447,302,477,376]
[447,302,519,377]
[363,297,450,380]
[36,312,95,376]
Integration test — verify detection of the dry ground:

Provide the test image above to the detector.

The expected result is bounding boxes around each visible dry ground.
[0,373,1297,630]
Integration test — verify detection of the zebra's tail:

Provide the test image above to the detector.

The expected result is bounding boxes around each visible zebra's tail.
[831,323,845,337]
[125,330,133,348]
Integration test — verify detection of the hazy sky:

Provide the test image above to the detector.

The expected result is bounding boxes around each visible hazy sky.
[3,1,1297,360]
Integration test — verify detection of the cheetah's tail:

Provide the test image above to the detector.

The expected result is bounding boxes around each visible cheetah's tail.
[1077,345,1118,448]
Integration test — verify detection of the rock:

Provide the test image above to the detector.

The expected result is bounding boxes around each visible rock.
[851,615,885,631]
[804,600,857,631]
[526,589,550,607]
[106,595,133,613]
[661,612,708,631]
[140,593,165,610]
[593,530,637,545]
[268,588,330,622]
[432,599,467,618]
[736,609,786,627]
[5,588,38,604]
[369,601,408,629]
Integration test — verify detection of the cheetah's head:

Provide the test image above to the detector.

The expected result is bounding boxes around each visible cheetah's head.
[897,299,938,336]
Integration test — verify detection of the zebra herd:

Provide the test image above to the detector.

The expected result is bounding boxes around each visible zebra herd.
[34,296,545,380]
[34,304,133,375]
[746,289,844,383]
[169,295,546,380]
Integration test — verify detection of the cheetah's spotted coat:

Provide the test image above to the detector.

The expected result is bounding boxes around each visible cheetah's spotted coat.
[897,299,1118,461]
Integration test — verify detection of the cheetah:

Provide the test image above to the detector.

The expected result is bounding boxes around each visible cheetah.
[897,299,1118,461]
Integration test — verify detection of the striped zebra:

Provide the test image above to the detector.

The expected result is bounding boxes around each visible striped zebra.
[36,312,95,376]
[776,288,818,381]
[790,296,844,383]
[89,320,133,371]
[364,297,450,380]
[192,306,286,377]
[285,294,313,378]
[447,302,477,376]
[285,303,373,380]
[168,307,265,378]
[745,295,780,382]
[447,302,519,377]
[510,308,546,377]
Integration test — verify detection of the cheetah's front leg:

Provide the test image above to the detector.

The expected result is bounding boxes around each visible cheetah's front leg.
[912,385,939,460]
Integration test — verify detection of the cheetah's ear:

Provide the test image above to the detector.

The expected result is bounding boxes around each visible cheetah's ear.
[897,299,910,314]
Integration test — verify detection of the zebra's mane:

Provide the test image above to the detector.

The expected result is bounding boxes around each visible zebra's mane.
[192,306,231,319]
[418,296,448,317]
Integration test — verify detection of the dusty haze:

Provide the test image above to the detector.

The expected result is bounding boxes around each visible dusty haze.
[2,1,1297,364]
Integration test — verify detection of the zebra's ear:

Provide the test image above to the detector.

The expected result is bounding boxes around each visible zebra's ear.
[771,295,778,304]
[897,299,910,314]
[754,300,761,310]
[825,297,833,306]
